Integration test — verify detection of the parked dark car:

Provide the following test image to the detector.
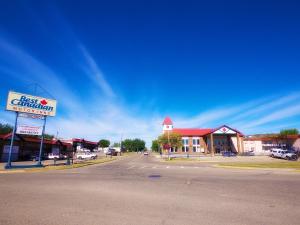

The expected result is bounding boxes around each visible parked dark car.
[106,148,118,156]
[241,151,255,156]
[31,153,47,161]
[222,151,237,157]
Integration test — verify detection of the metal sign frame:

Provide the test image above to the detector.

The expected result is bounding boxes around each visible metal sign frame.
[5,111,47,169]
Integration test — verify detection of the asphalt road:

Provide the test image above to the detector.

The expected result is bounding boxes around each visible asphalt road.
[0,154,299,225]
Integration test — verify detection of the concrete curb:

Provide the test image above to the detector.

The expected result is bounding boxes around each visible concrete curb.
[0,158,117,174]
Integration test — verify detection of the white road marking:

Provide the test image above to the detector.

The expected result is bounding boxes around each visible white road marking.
[194,166,199,169]
[180,166,185,169]
[166,166,170,169]
[152,166,157,169]
[140,166,146,169]
[127,165,135,169]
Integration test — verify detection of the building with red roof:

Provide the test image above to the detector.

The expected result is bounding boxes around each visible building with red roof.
[161,117,244,155]
[0,133,73,162]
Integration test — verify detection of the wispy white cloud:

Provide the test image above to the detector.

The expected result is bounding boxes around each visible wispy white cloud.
[242,103,300,129]
[78,44,115,98]
[0,37,82,112]
[229,92,300,123]
[173,96,271,128]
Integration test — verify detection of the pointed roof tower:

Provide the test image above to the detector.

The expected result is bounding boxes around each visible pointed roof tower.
[162,116,173,125]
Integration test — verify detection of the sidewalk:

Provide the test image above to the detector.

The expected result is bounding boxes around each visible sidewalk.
[0,159,69,169]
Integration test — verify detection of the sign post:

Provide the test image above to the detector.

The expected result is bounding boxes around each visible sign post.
[37,116,47,166]
[5,112,19,169]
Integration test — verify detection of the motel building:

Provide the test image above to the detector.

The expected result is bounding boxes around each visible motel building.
[0,133,73,162]
[0,133,98,162]
[162,117,244,156]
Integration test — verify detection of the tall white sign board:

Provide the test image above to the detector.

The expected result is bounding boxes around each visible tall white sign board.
[6,91,57,117]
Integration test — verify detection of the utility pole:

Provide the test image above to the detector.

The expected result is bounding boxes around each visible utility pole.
[120,134,123,156]
[167,129,170,160]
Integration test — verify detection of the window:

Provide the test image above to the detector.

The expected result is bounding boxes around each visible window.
[182,146,189,152]
[192,137,200,152]
[182,137,189,152]
[182,139,189,145]
[170,147,178,153]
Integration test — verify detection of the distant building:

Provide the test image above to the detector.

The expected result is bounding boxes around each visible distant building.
[162,117,244,155]
[244,134,300,155]
[65,138,98,152]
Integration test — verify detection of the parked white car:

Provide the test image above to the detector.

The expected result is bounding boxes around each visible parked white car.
[48,153,59,160]
[48,153,67,160]
[76,152,97,160]
[270,148,298,161]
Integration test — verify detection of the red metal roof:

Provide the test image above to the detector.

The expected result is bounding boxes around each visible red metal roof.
[173,128,213,136]
[72,138,98,145]
[0,133,13,139]
[162,116,173,125]
[245,134,300,141]
[172,125,243,137]
[0,133,72,146]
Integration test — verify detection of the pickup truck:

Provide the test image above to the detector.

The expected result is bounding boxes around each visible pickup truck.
[270,148,298,161]
[76,152,97,160]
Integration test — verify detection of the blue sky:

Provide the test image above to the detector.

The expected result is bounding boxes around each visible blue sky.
[0,0,300,145]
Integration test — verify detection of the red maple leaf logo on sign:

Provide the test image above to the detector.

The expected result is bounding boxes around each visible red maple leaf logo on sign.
[222,127,227,132]
[40,99,48,105]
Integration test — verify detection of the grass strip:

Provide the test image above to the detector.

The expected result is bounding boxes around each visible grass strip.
[217,161,300,169]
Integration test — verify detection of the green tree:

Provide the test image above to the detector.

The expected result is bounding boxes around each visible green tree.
[112,142,120,148]
[151,139,160,152]
[132,138,145,151]
[98,139,110,148]
[43,134,55,139]
[27,133,54,139]
[121,139,146,152]
[122,139,133,152]
[280,129,299,136]
[0,123,54,138]
[0,123,13,134]
[158,132,182,150]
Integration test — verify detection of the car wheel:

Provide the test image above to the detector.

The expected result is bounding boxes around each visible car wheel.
[78,156,82,160]
[291,155,298,161]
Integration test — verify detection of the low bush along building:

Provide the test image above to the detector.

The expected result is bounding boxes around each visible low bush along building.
[161,117,244,155]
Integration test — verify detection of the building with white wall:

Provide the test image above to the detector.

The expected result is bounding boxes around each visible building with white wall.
[244,135,300,155]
